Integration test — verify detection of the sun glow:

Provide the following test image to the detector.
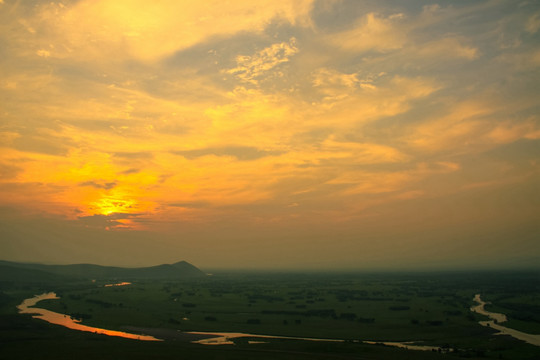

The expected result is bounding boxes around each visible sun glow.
[0,0,539,268]
[81,192,156,230]
[91,196,136,216]
[86,187,155,215]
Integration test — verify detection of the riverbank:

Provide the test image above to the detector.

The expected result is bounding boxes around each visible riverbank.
[471,294,540,346]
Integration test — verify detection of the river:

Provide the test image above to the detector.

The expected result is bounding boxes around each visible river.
[470,294,540,346]
[17,292,161,341]
[186,330,445,350]
[21,292,538,350]
[17,292,441,351]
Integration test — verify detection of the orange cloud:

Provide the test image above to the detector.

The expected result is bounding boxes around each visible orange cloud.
[27,0,314,62]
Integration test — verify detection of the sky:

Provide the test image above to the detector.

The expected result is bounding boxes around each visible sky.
[0,0,539,270]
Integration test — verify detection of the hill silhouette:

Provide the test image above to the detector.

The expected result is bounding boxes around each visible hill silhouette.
[0,260,205,281]
[0,264,75,285]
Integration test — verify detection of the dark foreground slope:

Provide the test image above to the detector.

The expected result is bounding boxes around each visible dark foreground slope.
[0,260,205,280]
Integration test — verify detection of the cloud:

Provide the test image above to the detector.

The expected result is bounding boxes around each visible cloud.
[225,38,299,84]
[327,170,412,195]
[318,137,408,164]
[113,152,154,160]
[326,161,460,197]
[174,146,282,161]
[12,133,71,156]
[36,49,51,58]
[0,181,70,217]
[311,68,373,102]
[495,49,540,71]
[405,99,494,152]
[310,75,439,121]
[415,37,479,60]
[77,213,142,230]
[328,12,406,53]
[120,168,140,175]
[488,119,540,144]
[167,201,209,209]
[404,96,540,154]
[0,162,22,179]
[312,68,359,89]
[526,13,540,34]
[21,0,314,62]
[79,181,117,190]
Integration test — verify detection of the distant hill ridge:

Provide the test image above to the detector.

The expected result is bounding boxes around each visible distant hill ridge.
[0,260,205,281]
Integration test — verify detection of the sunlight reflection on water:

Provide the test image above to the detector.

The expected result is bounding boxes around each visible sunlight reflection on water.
[104,282,132,287]
[17,293,161,341]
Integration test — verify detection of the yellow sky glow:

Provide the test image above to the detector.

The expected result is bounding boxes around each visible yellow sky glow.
[0,0,539,269]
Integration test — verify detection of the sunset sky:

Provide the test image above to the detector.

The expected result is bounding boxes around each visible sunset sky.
[1,0,539,270]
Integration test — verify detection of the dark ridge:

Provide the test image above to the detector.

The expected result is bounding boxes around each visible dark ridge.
[0,260,205,281]
[0,264,75,285]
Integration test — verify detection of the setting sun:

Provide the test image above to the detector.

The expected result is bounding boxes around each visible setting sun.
[91,196,136,216]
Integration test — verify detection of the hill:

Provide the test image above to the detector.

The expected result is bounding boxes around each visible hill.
[0,264,76,286]
[0,260,205,281]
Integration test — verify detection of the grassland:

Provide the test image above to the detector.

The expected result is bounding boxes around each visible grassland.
[1,269,539,359]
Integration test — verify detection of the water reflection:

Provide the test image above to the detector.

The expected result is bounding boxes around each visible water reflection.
[363,341,443,352]
[104,282,132,287]
[471,294,540,346]
[188,331,442,351]
[188,331,344,345]
[17,293,161,341]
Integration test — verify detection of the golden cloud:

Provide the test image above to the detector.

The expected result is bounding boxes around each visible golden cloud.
[29,0,314,62]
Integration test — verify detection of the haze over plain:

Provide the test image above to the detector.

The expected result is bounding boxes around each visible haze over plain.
[0,0,539,270]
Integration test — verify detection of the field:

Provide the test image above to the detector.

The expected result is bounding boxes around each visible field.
[1,270,540,359]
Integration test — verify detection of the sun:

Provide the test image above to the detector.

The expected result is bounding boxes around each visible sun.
[78,188,156,229]
[91,195,137,216]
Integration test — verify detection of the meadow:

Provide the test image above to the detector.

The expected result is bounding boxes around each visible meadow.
[1,270,539,359]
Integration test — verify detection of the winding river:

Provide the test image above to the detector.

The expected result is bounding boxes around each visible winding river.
[470,294,540,346]
[18,292,539,350]
[17,292,439,350]
[17,292,161,341]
